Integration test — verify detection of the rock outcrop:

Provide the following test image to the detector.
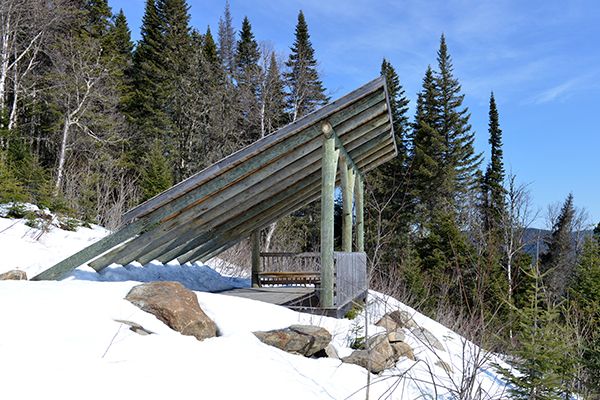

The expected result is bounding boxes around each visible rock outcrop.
[254,325,332,357]
[125,282,217,341]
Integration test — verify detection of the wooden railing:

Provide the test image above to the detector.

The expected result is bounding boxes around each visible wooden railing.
[258,251,367,307]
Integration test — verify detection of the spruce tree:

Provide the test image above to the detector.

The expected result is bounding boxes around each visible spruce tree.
[483,92,506,233]
[260,52,286,136]
[140,141,173,200]
[499,265,571,399]
[381,58,410,159]
[130,0,169,151]
[365,58,411,276]
[541,193,576,301]
[83,0,113,39]
[435,34,481,205]
[410,66,445,220]
[235,16,261,143]
[203,27,220,68]
[570,237,600,392]
[284,10,328,121]
[217,0,236,81]
[108,10,134,110]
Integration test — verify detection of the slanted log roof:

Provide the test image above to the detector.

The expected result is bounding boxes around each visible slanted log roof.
[33,76,396,280]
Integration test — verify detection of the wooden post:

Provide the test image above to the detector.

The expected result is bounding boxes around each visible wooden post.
[320,121,339,308]
[355,174,364,252]
[340,158,355,252]
[251,230,260,287]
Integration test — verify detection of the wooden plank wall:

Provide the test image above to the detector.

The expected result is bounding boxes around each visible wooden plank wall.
[333,252,367,306]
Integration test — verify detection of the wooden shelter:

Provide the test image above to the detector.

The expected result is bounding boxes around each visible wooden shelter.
[32,76,397,314]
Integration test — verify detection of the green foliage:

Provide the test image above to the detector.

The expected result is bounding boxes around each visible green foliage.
[140,142,173,201]
[570,238,600,392]
[284,10,328,120]
[416,209,476,311]
[0,155,28,204]
[344,301,364,320]
[235,16,261,143]
[499,265,573,399]
[261,53,287,135]
[6,203,28,219]
[541,193,576,300]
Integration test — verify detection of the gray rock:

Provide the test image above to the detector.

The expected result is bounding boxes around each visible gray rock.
[387,330,405,343]
[254,325,332,357]
[389,310,418,329]
[375,310,418,332]
[342,334,396,374]
[0,270,27,280]
[390,341,415,361]
[125,281,217,341]
[410,327,445,352]
[375,314,398,332]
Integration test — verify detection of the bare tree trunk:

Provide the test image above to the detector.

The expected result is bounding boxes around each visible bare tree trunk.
[264,222,277,252]
[55,115,70,193]
[7,54,17,129]
[0,19,10,115]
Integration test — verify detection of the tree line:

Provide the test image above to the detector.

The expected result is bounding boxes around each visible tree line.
[1,0,599,397]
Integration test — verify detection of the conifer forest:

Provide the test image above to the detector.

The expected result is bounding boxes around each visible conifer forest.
[1,1,599,397]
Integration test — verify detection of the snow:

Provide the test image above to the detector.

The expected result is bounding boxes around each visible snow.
[0,211,509,399]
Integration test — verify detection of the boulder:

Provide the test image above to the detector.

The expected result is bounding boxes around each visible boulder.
[0,270,27,280]
[254,325,332,357]
[410,327,445,352]
[387,330,405,343]
[375,310,418,331]
[125,282,217,341]
[342,334,396,374]
[390,341,415,361]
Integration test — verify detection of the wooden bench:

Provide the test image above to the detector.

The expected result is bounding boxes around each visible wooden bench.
[257,271,321,286]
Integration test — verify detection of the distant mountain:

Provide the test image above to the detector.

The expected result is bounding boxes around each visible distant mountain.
[521,228,593,258]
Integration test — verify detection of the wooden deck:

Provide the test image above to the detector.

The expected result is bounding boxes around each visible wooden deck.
[221,287,316,306]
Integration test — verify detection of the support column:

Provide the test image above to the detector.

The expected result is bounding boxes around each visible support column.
[354,174,364,252]
[340,158,355,252]
[251,230,260,287]
[320,121,339,308]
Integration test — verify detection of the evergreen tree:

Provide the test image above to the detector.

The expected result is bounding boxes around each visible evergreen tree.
[435,34,481,205]
[541,193,576,301]
[140,141,173,200]
[284,10,328,121]
[129,0,169,151]
[108,10,134,110]
[83,0,113,39]
[381,58,410,159]
[203,27,220,68]
[0,151,28,203]
[217,0,236,81]
[260,52,286,136]
[499,265,572,399]
[365,58,411,279]
[482,92,506,233]
[410,66,445,220]
[235,16,261,143]
[570,237,600,392]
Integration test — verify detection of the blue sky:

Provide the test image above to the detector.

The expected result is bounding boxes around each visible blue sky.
[109,0,600,227]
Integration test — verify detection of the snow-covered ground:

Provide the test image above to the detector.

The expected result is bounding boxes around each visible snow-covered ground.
[0,212,509,399]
